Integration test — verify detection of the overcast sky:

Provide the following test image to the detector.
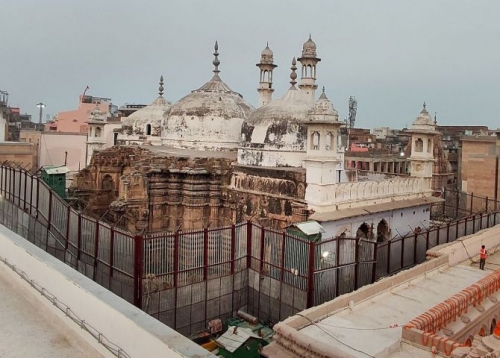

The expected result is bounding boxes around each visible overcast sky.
[1,0,499,129]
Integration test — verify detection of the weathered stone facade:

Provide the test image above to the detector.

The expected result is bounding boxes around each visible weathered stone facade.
[72,146,236,232]
[230,165,308,226]
[71,145,306,233]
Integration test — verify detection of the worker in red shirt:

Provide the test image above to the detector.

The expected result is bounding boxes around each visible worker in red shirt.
[480,245,487,270]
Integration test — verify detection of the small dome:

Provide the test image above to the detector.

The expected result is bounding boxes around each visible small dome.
[121,76,171,136]
[88,105,106,122]
[311,88,338,118]
[261,44,273,57]
[122,95,171,136]
[408,102,440,135]
[259,43,275,65]
[412,102,434,126]
[302,35,317,58]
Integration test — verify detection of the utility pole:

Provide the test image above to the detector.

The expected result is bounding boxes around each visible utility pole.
[36,102,45,124]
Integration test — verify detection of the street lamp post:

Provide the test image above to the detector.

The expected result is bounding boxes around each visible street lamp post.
[36,102,45,124]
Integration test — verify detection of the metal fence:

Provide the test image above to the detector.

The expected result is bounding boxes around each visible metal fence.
[438,189,500,219]
[0,165,136,305]
[1,164,499,335]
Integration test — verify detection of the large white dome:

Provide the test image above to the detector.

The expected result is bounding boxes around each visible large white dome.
[238,87,311,167]
[161,43,254,151]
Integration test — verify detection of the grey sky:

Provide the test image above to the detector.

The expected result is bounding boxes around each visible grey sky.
[1,0,499,129]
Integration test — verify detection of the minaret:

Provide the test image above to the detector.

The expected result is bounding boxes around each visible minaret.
[298,35,321,105]
[85,104,106,165]
[256,43,277,107]
[303,87,345,213]
[408,102,439,180]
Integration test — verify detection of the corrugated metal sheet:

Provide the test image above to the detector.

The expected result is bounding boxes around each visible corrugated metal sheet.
[292,221,326,235]
[216,326,260,353]
[43,166,70,175]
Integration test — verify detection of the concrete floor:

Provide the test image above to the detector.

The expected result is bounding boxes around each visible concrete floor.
[0,261,105,358]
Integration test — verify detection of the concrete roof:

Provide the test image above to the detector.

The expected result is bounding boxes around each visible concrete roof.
[0,223,215,358]
[0,262,107,358]
[264,225,500,358]
[309,196,443,222]
[299,264,486,357]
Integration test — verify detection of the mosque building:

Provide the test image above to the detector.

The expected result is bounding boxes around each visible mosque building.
[72,37,442,239]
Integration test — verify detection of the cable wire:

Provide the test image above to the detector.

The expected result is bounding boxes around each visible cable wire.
[296,313,376,358]
[0,255,130,358]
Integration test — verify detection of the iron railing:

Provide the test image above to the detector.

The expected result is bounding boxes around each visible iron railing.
[0,164,499,335]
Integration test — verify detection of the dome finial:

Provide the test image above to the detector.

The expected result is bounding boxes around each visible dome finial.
[290,57,298,88]
[434,112,437,125]
[213,41,220,75]
[159,75,164,96]
[318,86,328,99]
[423,101,426,109]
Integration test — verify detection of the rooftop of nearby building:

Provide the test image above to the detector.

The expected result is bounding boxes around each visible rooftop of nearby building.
[0,261,107,358]
[461,135,495,143]
[0,224,215,358]
[264,224,500,358]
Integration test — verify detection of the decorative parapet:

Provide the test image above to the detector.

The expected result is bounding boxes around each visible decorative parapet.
[306,176,432,212]
[403,270,500,356]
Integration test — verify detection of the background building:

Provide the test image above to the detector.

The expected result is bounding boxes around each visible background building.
[459,133,500,211]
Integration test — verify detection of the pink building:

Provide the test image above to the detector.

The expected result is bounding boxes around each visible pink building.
[47,95,112,133]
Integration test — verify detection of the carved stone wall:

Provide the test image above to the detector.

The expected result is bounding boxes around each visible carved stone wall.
[71,146,239,233]
[228,165,308,229]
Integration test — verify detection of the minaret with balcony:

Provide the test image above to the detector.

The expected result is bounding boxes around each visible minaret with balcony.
[298,35,321,105]
[303,88,345,211]
[256,43,277,107]
[408,102,439,179]
[86,105,106,165]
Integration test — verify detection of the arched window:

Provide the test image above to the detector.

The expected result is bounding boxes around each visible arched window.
[376,219,389,242]
[145,124,152,135]
[415,138,423,152]
[325,132,332,150]
[427,139,432,153]
[491,319,497,335]
[95,127,102,137]
[311,131,320,150]
[356,223,370,240]
[101,174,114,191]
